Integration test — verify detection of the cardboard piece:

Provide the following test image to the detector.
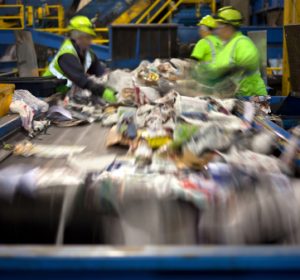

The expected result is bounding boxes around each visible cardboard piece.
[106,125,133,147]
[176,147,215,170]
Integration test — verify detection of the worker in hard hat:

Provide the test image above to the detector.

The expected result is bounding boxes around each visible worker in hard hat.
[196,7,267,96]
[43,15,116,103]
[191,15,222,63]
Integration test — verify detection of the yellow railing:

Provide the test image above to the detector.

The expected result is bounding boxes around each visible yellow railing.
[136,0,161,24]
[147,0,174,23]
[0,4,109,45]
[34,4,64,33]
[182,0,216,13]
[267,67,282,76]
[282,0,300,95]
[211,0,216,13]
[0,4,64,30]
[113,0,152,24]
[158,0,184,24]
[46,5,64,30]
[93,28,109,44]
[26,6,34,26]
[27,5,110,43]
[35,27,68,33]
[0,1,216,44]
[136,0,216,24]
[0,4,24,30]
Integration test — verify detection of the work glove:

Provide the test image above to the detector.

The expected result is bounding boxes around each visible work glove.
[87,80,105,96]
[103,88,117,103]
[87,80,117,103]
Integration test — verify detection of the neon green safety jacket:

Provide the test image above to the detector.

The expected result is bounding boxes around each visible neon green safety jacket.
[191,35,223,63]
[196,32,267,96]
[43,39,93,88]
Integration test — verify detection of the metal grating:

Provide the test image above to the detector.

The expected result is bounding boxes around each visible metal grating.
[111,27,137,60]
[111,24,178,61]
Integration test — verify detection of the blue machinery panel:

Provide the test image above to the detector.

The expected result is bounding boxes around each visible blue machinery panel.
[1,246,300,279]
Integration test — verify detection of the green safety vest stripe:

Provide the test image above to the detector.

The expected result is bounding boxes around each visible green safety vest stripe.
[204,37,216,63]
[191,35,222,63]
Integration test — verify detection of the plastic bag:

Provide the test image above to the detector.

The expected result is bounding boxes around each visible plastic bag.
[47,105,73,122]
[175,95,208,116]
[140,87,160,102]
[223,149,282,174]
[13,89,49,112]
[186,123,234,156]
[106,70,133,93]
[10,100,34,131]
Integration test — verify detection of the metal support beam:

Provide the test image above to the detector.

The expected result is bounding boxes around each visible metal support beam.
[1,246,300,280]
[15,30,39,77]
[282,0,300,96]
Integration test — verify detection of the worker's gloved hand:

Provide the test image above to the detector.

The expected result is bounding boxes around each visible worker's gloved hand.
[86,80,117,103]
[86,80,105,96]
[103,88,117,103]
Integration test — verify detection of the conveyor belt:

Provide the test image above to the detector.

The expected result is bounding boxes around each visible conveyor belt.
[0,123,199,246]
[0,123,126,168]
[0,124,128,245]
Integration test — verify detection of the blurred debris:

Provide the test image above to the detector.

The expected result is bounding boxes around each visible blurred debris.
[14,141,86,158]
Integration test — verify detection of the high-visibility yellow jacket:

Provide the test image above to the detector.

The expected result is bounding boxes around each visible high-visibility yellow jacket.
[43,39,93,88]
[196,32,267,96]
[191,35,223,63]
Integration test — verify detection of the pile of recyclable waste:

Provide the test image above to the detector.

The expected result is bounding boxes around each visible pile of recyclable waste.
[1,58,300,245]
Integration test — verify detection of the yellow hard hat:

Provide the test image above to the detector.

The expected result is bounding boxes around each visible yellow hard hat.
[67,15,96,37]
[216,6,243,27]
[198,15,217,29]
